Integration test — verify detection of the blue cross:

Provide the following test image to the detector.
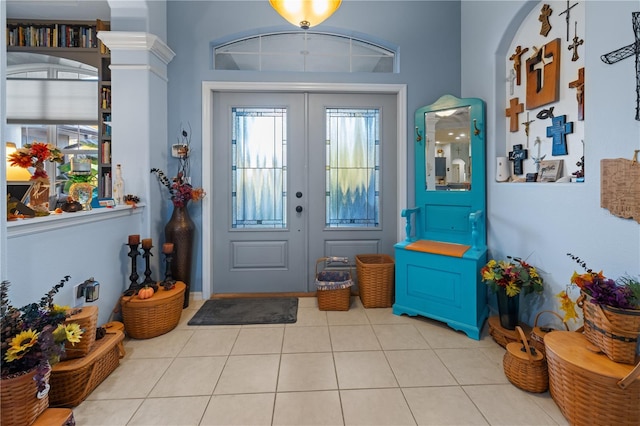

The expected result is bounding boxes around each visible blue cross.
[546,115,573,156]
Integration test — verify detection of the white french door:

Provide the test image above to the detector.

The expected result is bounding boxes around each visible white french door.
[208,89,399,294]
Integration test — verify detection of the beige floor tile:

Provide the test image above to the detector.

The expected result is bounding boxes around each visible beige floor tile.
[435,348,509,385]
[72,399,143,425]
[127,395,210,425]
[87,358,173,399]
[214,354,280,394]
[123,329,194,358]
[298,296,320,308]
[200,393,275,425]
[329,325,381,351]
[282,325,332,353]
[525,392,570,425]
[231,327,284,354]
[178,328,239,357]
[341,388,416,425]
[463,384,557,425]
[365,308,416,324]
[289,307,328,326]
[272,390,344,425]
[327,306,369,325]
[334,351,397,389]
[403,386,489,425]
[149,356,226,397]
[414,319,495,349]
[385,350,457,387]
[373,324,430,350]
[278,352,338,391]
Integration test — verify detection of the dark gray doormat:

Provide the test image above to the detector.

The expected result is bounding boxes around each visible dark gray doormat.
[188,297,298,325]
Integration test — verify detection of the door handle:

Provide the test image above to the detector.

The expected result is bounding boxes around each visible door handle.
[296,206,303,213]
[296,191,303,198]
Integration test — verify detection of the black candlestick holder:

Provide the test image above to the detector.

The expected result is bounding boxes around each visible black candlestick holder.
[161,251,176,290]
[127,243,141,292]
[142,246,156,287]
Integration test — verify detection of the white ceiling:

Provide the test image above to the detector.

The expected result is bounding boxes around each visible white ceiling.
[6,0,110,21]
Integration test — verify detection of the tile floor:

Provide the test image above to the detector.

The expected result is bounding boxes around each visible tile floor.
[72,297,569,425]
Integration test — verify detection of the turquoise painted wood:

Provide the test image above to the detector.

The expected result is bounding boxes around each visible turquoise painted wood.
[393,95,488,340]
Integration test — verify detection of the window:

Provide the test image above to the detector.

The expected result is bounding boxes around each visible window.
[214,31,396,73]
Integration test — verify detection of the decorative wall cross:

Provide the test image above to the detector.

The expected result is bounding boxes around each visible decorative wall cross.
[568,67,585,120]
[600,12,640,121]
[568,21,584,62]
[531,137,546,172]
[521,112,535,147]
[509,45,529,86]
[558,1,579,42]
[546,115,574,156]
[539,4,553,37]
[508,69,516,95]
[505,97,524,132]
[509,144,528,175]
[526,38,561,109]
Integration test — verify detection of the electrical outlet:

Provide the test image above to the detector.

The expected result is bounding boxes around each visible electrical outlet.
[72,283,84,308]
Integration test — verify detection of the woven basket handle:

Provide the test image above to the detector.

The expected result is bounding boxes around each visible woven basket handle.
[617,361,640,390]
[515,326,536,363]
[533,310,570,331]
[595,303,639,335]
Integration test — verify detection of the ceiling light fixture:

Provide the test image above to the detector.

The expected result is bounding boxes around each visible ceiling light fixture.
[269,0,342,30]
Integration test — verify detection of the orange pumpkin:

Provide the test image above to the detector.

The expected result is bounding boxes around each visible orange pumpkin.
[137,286,154,300]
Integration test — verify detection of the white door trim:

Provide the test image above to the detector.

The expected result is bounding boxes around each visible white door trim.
[201,82,408,299]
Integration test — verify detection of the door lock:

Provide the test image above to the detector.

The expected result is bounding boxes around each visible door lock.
[296,206,303,213]
[296,191,303,198]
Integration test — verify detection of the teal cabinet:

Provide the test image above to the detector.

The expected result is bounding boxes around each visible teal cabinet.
[393,95,488,339]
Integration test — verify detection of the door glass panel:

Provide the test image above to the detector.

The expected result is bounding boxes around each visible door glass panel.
[232,107,287,229]
[325,108,380,228]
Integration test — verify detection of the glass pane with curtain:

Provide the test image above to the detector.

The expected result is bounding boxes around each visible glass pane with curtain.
[325,108,380,228]
[232,107,287,229]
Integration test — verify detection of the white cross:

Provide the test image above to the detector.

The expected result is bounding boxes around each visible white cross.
[508,69,516,95]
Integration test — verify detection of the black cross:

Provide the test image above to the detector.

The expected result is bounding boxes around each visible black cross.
[568,22,584,62]
[509,144,528,175]
[546,115,573,156]
[558,1,579,42]
[601,12,640,121]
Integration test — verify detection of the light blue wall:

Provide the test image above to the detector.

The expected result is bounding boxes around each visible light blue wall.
[165,0,463,293]
[462,0,640,325]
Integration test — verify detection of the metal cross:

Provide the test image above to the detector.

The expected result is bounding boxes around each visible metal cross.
[600,12,640,121]
[568,21,584,62]
[521,112,535,148]
[558,1,579,42]
[531,137,546,173]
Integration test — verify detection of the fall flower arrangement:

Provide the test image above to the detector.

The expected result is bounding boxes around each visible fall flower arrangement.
[151,124,206,208]
[1,276,83,391]
[561,254,640,311]
[8,142,64,180]
[481,256,544,297]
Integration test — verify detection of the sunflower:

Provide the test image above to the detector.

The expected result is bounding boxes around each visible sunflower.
[55,323,83,345]
[5,329,39,362]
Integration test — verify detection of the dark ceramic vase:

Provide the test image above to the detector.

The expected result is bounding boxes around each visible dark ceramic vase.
[496,287,519,330]
[164,204,194,308]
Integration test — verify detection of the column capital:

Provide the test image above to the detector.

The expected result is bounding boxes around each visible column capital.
[97,31,175,65]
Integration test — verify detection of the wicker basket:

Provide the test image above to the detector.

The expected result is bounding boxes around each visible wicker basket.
[50,330,124,407]
[578,291,640,365]
[63,305,98,360]
[315,257,353,311]
[530,310,569,357]
[1,366,50,426]
[355,254,394,308]
[545,331,640,426]
[121,282,185,339]
[503,326,549,393]
[488,315,532,348]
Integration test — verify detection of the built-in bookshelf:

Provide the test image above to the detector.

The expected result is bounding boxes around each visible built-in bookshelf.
[6,19,112,198]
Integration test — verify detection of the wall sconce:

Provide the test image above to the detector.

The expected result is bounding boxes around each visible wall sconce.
[269,0,342,29]
[77,278,100,302]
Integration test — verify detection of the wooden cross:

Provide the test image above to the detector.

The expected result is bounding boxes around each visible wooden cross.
[546,115,573,156]
[569,67,585,121]
[526,38,561,109]
[508,144,528,175]
[539,4,553,37]
[600,12,640,121]
[568,22,584,62]
[509,45,529,86]
[505,97,524,132]
[558,1,579,42]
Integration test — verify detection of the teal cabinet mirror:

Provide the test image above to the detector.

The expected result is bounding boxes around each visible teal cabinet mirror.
[393,94,487,339]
